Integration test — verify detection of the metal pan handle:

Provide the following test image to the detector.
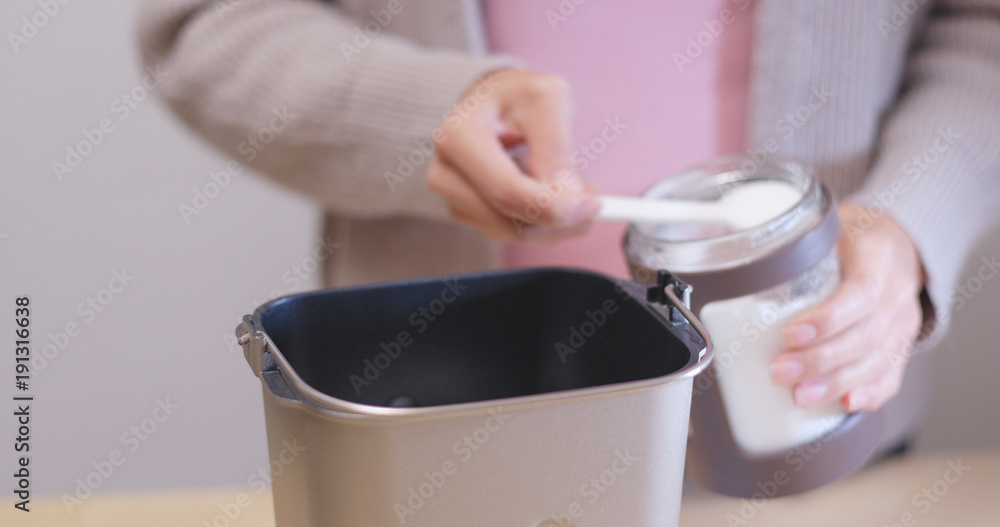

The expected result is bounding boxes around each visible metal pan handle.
[646,270,714,362]
[236,315,275,377]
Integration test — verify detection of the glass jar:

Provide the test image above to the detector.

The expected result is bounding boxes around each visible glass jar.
[625,155,883,498]
[625,155,845,455]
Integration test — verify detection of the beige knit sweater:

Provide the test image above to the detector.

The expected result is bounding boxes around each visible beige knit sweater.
[138,0,1000,345]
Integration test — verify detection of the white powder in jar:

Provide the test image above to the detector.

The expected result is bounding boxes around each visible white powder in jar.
[698,251,846,455]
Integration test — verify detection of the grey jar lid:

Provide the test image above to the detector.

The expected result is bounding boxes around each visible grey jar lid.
[624,156,840,312]
[664,191,839,310]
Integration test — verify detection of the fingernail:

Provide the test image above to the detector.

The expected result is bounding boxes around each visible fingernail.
[784,323,817,348]
[794,381,827,408]
[565,195,602,224]
[770,359,804,384]
[847,391,869,412]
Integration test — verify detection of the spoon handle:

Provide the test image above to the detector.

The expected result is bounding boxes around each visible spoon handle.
[596,195,719,224]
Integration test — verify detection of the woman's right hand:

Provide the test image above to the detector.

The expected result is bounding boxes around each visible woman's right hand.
[427,69,601,241]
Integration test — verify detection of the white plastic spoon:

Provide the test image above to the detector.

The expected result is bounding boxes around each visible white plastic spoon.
[597,180,802,230]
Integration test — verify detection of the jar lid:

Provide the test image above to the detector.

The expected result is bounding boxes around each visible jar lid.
[624,155,840,307]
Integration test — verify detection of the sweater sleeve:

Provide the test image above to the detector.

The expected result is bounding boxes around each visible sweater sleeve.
[137,0,517,220]
[846,0,1000,345]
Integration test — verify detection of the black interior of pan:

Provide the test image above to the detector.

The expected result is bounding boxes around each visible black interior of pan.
[258,268,701,408]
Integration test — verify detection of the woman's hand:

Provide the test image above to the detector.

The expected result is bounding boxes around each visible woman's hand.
[427,69,600,241]
[770,204,926,412]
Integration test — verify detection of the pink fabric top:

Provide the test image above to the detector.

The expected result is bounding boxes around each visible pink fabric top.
[484,1,755,279]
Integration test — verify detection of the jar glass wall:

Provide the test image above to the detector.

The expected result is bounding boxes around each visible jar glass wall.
[624,155,845,455]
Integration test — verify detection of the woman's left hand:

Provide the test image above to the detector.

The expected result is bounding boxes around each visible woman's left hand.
[770,204,926,412]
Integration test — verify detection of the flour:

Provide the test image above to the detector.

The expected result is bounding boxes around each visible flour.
[699,252,846,455]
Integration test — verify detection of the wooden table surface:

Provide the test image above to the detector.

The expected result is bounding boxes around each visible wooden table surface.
[4,447,999,526]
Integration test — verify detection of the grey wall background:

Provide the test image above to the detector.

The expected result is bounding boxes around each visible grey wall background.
[1,0,318,495]
[1,0,997,498]
[918,230,1000,450]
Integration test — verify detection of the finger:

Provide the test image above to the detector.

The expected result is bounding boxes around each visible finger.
[856,309,918,411]
[882,298,923,376]
[774,290,922,386]
[784,242,888,348]
[521,221,595,243]
[770,316,878,385]
[436,118,552,220]
[432,159,593,242]
[437,116,597,227]
[792,349,890,409]
[427,159,519,240]
[791,302,917,409]
[887,275,926,340]
[843,366,905,412]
